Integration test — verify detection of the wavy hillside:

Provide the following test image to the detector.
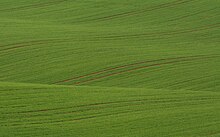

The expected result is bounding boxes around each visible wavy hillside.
[0,0,220,136]
[1,82,220,137]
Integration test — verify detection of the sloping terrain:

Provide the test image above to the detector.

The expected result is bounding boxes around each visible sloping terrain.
[0,82,220,137]
[0,0,220,136]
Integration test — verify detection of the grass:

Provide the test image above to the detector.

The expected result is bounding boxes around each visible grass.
[0,82,220,137]
[0,0,220,136]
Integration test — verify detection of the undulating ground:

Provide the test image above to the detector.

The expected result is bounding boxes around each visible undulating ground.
[0,0,220,136]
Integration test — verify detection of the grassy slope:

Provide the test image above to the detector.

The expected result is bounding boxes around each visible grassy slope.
[0,0,219,90]
[0,82,220,137]
[0,0,220,136]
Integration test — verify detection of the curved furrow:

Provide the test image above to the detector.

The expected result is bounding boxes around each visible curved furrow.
[73,0,196,23]
[53,55,211,84]
[0,0,68,12]
[1,22,219,55]
[53,55,218,85]
[73,56,218,85]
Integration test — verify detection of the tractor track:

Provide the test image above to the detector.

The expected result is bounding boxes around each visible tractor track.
[73,55,218,85]
[4,96,215,127]
[74,0,196,23]
[54,54,219,85]
[1,22,218,53]
[0,0,68,12]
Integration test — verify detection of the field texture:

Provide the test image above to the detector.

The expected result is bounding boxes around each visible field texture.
[0,0,220,137]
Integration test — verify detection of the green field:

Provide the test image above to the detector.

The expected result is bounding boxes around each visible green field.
[0,0,220,136]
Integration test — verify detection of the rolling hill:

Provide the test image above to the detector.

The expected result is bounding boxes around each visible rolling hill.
[0,0,220,136]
